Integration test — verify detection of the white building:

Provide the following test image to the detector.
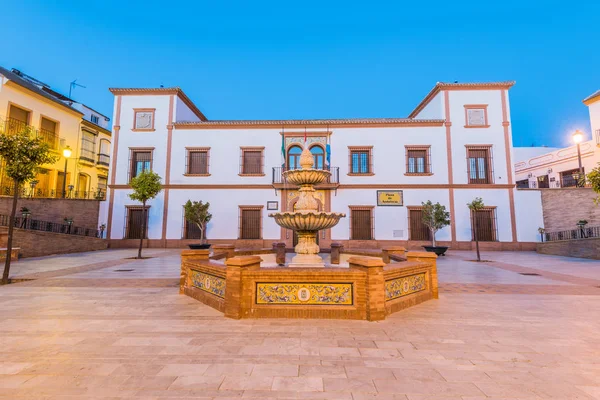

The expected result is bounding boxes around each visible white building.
[515,89,600,189]
[101,81,543,250]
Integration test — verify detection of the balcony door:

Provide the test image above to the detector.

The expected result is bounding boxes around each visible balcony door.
[287,146,302,170]
[8,105,30,134]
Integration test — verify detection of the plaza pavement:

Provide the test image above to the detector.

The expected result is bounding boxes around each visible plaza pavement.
[0,249,599,399]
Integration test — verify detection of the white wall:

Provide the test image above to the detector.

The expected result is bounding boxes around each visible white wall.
[448,90,511,185]
[514,189,544,242]
[175,96,202,122]
[513,147,560,162]
[109,189,165,240]
[412,93,443,119]
[452,189,513,242]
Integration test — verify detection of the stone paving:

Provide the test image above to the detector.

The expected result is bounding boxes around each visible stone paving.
[0,249,599,399]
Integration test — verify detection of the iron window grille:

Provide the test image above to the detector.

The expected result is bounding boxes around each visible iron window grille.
[128,149,153,181]
[470,207,498,242]
[239,147,265,175]
[185,147,210,175]
[405,146,432,175]
[348,146,373,175]
[238,206,263,239]
[349,206,374,240]
[466,145,494,184]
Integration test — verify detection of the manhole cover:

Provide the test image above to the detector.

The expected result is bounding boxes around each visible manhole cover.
[114,269,135,272]
[519,272,541,276]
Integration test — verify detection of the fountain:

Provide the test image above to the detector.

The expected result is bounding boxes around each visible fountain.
[269,145,345,268]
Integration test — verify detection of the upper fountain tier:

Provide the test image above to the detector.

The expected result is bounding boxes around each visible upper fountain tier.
[282,146,331,186]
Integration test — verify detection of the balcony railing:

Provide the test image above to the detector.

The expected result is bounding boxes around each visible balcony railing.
[0,214,102,238]
[97,153,110,167]
[596,129,600,146]
[1,117,59,150]
[272,166,340,187]
[544,226,600,242]
[0,185,106,200]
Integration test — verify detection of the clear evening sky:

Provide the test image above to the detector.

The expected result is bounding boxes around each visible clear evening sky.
[1,1,598,148]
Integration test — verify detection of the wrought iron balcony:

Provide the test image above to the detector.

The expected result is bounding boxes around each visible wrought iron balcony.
[39,128,59,150]
[272,166,340,189]
[1,117,59,150]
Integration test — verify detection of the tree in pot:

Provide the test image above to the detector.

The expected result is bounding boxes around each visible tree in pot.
[0,129,58,284]
[421,200,451,255]
[467,197,485,262]
[183,200,212,249]
[128,170,162,259]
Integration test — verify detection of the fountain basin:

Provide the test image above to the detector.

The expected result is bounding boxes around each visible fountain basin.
[269,211,346,231]
[283,169,330,186]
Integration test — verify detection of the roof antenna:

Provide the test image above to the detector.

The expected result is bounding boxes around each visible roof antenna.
[69,79,86,100]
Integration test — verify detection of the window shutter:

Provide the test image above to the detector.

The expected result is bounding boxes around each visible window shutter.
[240,209,261,239]
[472,209,496,241]
[409,209,431,241]
[351,209,372,240]
[243,151,262,174]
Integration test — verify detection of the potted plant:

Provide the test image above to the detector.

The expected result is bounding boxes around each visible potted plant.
[184,200,212,249]
[421,200,451,256]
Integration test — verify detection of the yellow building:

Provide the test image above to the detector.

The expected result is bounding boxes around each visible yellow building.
[0,67,111,199]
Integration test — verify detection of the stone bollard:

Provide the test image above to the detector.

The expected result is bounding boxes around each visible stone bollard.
[406,251,439,299]
[330,242,343,265]
[224,256,262,319]
[272,242,286,265]
[381,246,407,263]
[348,256,387,321]
[180,249,210,294]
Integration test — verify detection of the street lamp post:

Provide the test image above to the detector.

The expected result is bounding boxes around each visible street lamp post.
[62,146,72,198]
[572,130,584,187]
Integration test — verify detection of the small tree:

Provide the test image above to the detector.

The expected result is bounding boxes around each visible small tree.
[128,170,162,259]
[421,200,451,247]
[0,129,58,284]
[184,200,212,244]
[467,197,485,262]
[587,163,600,204]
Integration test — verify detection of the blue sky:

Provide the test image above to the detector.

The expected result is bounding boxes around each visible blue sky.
[1,0,598,147]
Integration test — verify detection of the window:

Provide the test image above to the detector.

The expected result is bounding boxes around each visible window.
[77,174,90,198]
[186,147,210,175]
[239,206,263,239]
[348,146,373,175]
[471,208,497,242]
[91,115,99,124]
[349,206,374,240]
[80,129,96,162]
[98,139,111,166]
[8,105,30,134]
[126,207,149,239]
[129,149,153,180]
[240,147,264,175]
[133,109,155,131]
[405,146,431,175]
[516,179,529,189]
[560,168,584,188]
[40,117,59,149]
[537,175,549,189]
[464,105,489,127]
[184,219,203,239]
[310,145,324,169]
[408,208,432,241]
[287,146,302,170]
[55,171,71,196]
[466,146,493,184]
[97,176,107,193]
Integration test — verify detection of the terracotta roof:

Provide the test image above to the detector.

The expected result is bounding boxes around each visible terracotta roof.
[108,87,207,121]
[0,66,84,115]
[583,89,600,105]
[174,118,444,129]
[408,81,516,118]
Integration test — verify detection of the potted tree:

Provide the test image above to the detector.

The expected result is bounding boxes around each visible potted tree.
[421,200,451,256]
[183,200,212,249]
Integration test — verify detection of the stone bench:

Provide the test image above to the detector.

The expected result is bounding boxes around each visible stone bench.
[0,247,20,261]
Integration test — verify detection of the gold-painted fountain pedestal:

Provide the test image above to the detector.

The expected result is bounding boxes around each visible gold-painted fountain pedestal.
[269,146,345,268]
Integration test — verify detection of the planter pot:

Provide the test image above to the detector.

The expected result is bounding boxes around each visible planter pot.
[188,244,212,250]
[422,246,449,256]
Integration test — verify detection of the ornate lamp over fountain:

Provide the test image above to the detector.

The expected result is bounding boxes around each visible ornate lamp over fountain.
[269,145,345,267]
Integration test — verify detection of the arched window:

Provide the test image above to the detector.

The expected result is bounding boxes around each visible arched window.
[287,146,303,170]
[310,145,324,170]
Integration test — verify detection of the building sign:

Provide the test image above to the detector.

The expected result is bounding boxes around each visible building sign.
[377,190,403,206]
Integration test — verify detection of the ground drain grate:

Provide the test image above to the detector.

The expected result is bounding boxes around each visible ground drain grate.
[519,272,541,276]
[114,269,135,272]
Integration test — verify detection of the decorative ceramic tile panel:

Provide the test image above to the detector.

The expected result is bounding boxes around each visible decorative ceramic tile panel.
[385,273,426,301]
[190,269,226,299]
[256,283,353,305]
[285,136,326,148]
